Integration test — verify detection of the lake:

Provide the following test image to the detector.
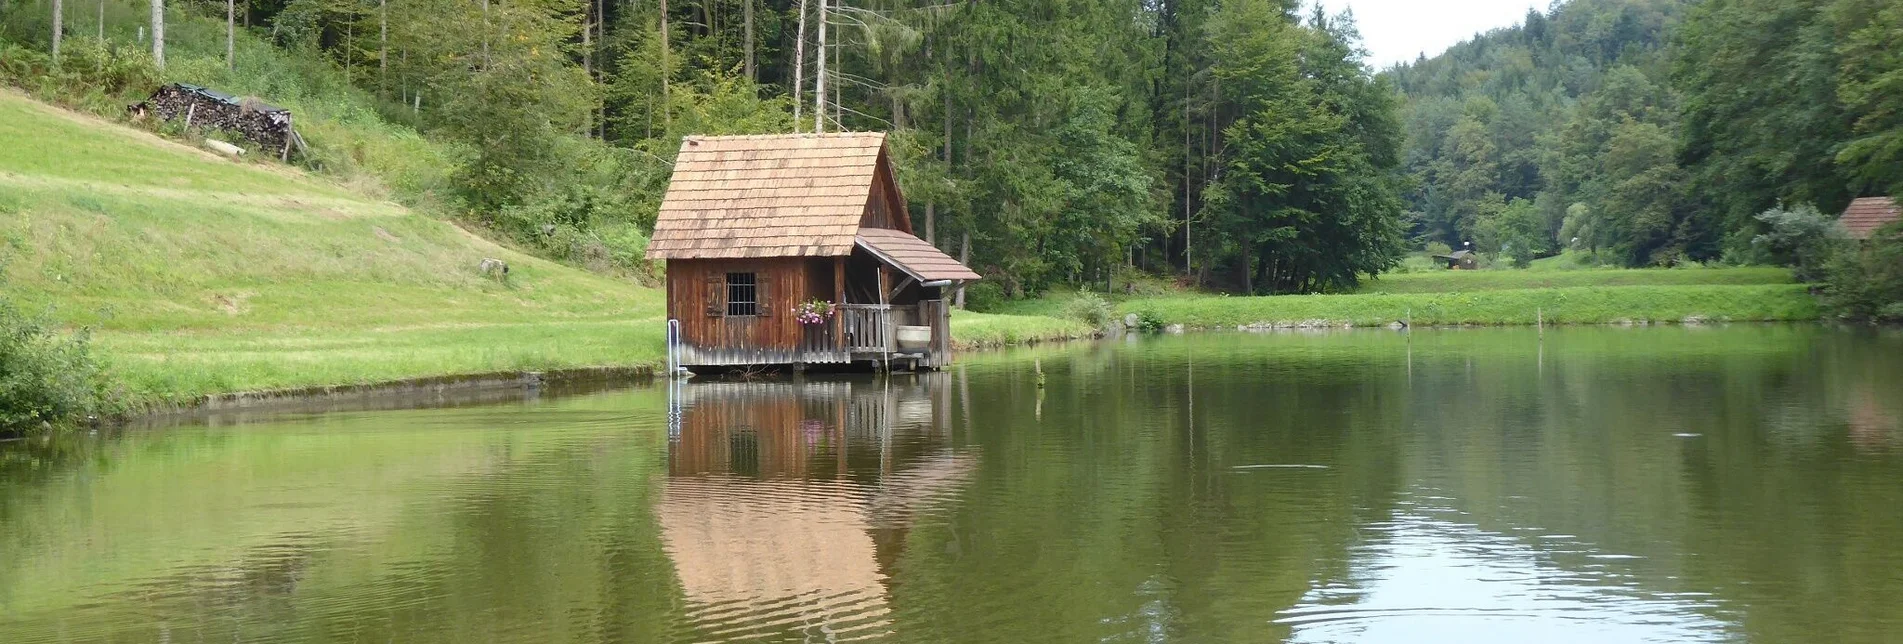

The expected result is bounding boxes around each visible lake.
[2,326,1901,643]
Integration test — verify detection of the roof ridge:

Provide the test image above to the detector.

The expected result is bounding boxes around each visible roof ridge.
[682,132,887,142]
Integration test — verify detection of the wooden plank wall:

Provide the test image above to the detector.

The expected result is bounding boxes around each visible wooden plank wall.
[667,258,809,354]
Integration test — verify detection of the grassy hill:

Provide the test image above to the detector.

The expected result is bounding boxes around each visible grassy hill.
[0,90,665,404]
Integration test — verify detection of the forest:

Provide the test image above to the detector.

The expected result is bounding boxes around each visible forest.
[1,0,1899,299]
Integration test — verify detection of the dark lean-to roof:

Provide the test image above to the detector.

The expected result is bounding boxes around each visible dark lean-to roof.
[646,133,980,282]
[1840,197,1901,240]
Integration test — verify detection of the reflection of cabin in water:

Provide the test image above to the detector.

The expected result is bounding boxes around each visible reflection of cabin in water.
[646,133,982,372]
[657,378,973,641]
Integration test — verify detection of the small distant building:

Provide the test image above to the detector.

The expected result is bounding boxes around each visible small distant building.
[1433,249,1479,270]
[1839,197,1901,242]
[646,133,981,371]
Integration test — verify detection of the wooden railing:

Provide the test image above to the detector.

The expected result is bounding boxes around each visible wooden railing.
[840,304,893,353]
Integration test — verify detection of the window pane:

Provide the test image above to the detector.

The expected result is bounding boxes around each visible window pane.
[726,272,758,316]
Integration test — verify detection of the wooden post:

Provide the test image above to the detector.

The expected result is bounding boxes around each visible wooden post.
[833,256,846,352]
[877,266,890,359]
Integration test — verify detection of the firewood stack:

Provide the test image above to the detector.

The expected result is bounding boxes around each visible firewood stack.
[131,84,303,160]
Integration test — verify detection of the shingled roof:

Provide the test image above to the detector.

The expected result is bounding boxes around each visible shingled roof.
[647,133,889,259]
[1840,197,1901,240]
[857,228,982,281]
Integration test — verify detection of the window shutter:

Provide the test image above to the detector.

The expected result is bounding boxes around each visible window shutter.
[757,278,772,317]
[705,274,724,317]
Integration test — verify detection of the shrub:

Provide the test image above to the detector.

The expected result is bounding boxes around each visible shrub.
[0,301,117,433]
[962,282,1008,312]
[1749,204,1848,282]
[1133,309,1167,333]
[1061,290,1114,328]
[1822,223,1903,323]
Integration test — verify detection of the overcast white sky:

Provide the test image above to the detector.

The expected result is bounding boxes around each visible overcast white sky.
[1315,0,1546,69]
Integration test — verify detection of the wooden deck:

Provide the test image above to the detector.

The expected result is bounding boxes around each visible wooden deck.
[682,302,952,369]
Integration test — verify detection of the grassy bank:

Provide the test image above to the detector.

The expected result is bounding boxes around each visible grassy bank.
[982,266,1820,331]
[948,311,1097,349]
[1,91,664,406]
[1355,266,1793,294]
[1120,284,1819,329]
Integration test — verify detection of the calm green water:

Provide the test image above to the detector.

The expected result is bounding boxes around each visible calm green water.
[3,326,1902,643]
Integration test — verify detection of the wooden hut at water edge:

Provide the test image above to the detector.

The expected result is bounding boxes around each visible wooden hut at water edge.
[646,133,981,371]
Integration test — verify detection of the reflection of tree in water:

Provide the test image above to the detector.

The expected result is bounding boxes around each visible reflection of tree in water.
[658,376,975,642]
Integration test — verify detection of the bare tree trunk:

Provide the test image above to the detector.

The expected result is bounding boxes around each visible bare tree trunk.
[225,0,234,70]
[52,0,62,62]
[814,0,826,133]
[792,0,806,131]
[150,0,164,70]
[660,0,670,127]
[954,232,970,308]
[743,0,754,82]
[379,0,387,94]
[98,0,104,40]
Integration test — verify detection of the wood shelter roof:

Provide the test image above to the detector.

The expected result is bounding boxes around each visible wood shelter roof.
[856,228,982,282]
[1840,197,1901,240]
[648,133,889,259]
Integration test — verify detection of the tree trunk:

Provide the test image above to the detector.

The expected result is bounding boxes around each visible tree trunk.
[481,0,490,69]
[660,0,670,127]
[792,0,807,131]
[925,203,935,247]
[98,0,104,39]
[379,0,387,94]
[814,0,827,133]
[225,0,234,70]
[150,0,164,70]
[954,232,970,308]
[743,0,754,82]
[51,0,61,62]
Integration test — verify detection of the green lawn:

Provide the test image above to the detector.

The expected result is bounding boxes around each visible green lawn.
[1121,284,1819,329]
[1355,266,1794,294]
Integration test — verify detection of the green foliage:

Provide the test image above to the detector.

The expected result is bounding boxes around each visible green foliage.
[962,282,1009,313]
[1201,3,1407,294]
[1821,223,1903,322]
[1059,290,1114,329]
[1746,204,1847,282]
[1475,197,1549,267]
[0,300,115,432]
[0,37,160,114]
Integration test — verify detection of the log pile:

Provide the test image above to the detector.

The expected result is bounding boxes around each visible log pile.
[130,84,304,160]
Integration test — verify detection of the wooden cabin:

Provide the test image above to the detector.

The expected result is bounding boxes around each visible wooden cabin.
[1433,249,1479,270]
[646,133,981,371]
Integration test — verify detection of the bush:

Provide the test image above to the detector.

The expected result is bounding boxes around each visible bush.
[1822,223,1903,323]
[962,282,1008,312]
[1061,290,1114,328]
[0,38,162,115]
[1749,204,1848,282]
[1133,309,1167,333]
[0,301,117,433]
